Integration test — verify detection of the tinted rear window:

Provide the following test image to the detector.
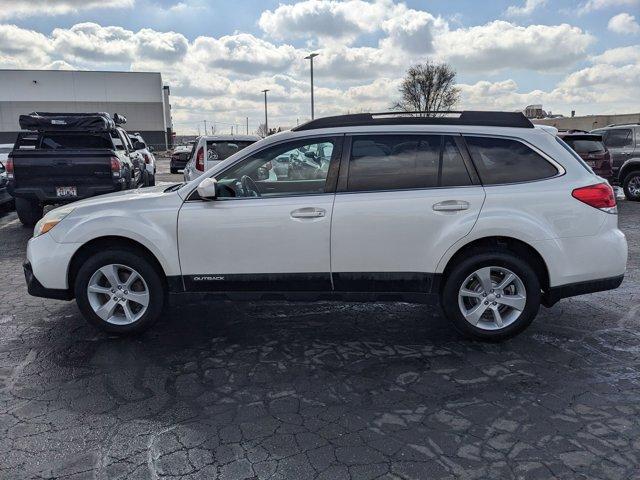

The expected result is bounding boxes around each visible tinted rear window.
[40,133,113,150]
[207,141,254,161]
[564,138,605,154]
[465,136,558,185]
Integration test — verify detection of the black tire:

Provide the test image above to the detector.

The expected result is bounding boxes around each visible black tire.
[170,168,178,174]
[622,171,640,201]
[74,249,165,334]
[148,173,156,186]
[142,170,150,187]
[441,249,541,342]
[15,197,43,227]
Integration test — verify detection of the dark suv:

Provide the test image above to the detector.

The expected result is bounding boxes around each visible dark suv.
[558,132,612,180]
[591,124,640,201]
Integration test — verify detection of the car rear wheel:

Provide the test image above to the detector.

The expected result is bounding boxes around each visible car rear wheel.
[74,249,165,334]
[170,168,178,174]
[15,198,43,227]
[623,171,640,201]
[441,250,541,341]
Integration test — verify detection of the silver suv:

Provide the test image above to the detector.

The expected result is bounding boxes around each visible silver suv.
[591,123,640,201]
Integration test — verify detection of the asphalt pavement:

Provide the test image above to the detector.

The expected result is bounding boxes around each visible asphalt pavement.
[1,157,639,479]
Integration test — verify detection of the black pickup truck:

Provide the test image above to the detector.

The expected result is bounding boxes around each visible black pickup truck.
[7,112,145,226]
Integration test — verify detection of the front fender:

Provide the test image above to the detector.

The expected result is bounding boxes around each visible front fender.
[49,196,182,277]
[619,158,640,180]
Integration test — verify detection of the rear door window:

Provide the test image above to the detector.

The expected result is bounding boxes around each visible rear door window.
[563,138,605,154]
[346,135,472,192]
[603,129,633,149]
[464,136,558,185]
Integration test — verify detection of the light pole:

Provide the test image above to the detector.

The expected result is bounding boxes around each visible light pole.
[261,89,269,135]
[304,53,319,119]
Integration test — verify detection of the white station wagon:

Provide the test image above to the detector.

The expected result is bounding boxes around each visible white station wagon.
[24,111,627,341]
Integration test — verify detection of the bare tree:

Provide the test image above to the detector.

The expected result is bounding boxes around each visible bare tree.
[393,62,460,116]
[256,123,268,138]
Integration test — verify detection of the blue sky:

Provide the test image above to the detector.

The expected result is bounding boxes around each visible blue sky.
[0,0,639,133]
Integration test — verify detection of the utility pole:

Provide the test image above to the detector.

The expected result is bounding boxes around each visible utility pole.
[203,120,207,136]
[261,89,269,134]
[246,117,249,135]
[304,53,319,119]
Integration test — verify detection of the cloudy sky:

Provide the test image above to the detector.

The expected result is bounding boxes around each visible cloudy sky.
[0,0,639,134]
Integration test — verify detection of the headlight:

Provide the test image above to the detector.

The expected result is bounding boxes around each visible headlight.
[33,206,75,238]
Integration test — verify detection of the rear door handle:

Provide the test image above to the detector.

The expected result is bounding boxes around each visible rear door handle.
[433,200,470,212]
[291,207,326,219]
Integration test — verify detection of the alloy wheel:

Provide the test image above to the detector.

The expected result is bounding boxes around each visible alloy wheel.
[86,264,150,325]
[458,266,527,331]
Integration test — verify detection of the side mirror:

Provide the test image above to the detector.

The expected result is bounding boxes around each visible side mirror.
[148,145,154,152]
[0,162,4,173]
[133,141,146,151]
[304,151,316,159]
[197,177,218,200]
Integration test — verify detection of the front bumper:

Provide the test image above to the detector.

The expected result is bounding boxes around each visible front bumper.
[23,261,73,300]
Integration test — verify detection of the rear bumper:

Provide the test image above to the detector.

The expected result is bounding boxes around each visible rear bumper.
[170,159,188,169]
[23,261,73,301]
[543,274,624,307]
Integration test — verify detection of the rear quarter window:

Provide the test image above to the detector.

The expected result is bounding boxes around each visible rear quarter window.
[464,136,558,185]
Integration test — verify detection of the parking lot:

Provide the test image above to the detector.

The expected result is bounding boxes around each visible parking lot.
[0,156,638,479]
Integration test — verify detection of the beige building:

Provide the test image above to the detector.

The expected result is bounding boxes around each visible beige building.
[0,69,173,148]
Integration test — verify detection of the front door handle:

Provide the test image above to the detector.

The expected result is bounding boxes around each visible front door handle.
[291,207,326,219]
[433,200,470,212]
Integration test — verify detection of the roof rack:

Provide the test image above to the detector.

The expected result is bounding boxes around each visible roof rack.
[291,111,534,131]
[18,112,126,132]
[605,122,640,128]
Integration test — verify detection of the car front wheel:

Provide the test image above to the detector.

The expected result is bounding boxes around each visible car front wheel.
[441,250,541,341]
[74,249,165,334]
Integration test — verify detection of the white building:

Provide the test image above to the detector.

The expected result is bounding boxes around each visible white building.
[0,70,173,149]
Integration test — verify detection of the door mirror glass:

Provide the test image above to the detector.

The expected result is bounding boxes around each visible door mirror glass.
[0,162,4,173]
[197,177,218,199]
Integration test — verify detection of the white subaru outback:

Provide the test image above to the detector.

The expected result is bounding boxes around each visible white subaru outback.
[24,112,628,341]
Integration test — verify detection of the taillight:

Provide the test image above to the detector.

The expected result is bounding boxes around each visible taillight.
[5,158,13,179]
[572,182,616,213]
[143,153,150,164]
[196,147,204,171]
[110,157,121,178]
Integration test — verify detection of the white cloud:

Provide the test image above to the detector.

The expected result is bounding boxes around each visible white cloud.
[505,0,546,17]
[0,0,133,19]
[258,0,392,42]
[578,0,639,14]
[0,24,53,68]
[591,44,640,64]
[608,13,640,34]
[188,34,298,75]
[435,21,595,71]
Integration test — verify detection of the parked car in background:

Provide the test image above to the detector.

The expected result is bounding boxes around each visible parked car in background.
[591,124,640,201]
[557,132,612,180]
[170,145,192,174]
[24,111,627,341]
[0,159,12,209]
[128,133,156,186]
[183,135,258,181]
[7,112,145,226]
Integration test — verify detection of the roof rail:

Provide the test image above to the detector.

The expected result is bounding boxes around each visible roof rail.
[605,122,640,128]
[291,111,534,131]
